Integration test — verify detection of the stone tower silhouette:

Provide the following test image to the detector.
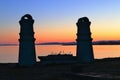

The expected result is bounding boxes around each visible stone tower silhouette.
[18,14,36,66]
[76,17,94,62]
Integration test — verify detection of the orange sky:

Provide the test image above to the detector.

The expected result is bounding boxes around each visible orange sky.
[1,20,120,44]
[1,1,120,44]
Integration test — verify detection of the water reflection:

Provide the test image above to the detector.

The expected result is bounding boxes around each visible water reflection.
[1,45,120,63]
[93,45,120,59]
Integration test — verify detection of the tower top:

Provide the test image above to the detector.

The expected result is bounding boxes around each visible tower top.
[21,14,33,20]
[78,17,89,23]
[19,14,34,24]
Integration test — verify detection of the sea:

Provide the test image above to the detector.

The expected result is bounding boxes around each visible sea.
[0,45,120,63]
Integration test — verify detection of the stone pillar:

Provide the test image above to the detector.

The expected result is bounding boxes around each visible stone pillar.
[76,17,94,63]
[18,14,36,66]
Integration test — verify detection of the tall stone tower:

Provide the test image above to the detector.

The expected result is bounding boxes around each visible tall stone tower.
[18,14,36,66]
[76,17,94,63]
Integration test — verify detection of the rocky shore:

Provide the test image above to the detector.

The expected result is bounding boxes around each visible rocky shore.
[1,58,120,80]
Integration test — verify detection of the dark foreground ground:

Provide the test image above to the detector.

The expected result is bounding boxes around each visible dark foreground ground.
[1,58,120,80]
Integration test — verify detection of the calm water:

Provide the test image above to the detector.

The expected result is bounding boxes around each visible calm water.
[0,45,120,63]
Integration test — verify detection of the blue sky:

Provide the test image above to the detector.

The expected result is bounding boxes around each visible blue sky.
[0,0,120,43]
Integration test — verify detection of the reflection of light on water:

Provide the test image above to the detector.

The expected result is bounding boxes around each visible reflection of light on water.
[36,45,76,56]
[93,45,120,59]
[0,46,19,63]
[1,45,120,63]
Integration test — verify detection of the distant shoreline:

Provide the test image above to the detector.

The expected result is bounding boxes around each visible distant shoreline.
[1,44,120,46]
[1,40,120,46]
[0,44,18,46]
[30,40,120,45]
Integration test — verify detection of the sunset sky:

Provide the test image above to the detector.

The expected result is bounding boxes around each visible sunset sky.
[0,0,120,44]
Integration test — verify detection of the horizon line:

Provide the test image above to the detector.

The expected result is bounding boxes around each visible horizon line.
[1,40,120,46]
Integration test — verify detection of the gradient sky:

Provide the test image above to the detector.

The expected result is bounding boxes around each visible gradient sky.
[0,0,120,44]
